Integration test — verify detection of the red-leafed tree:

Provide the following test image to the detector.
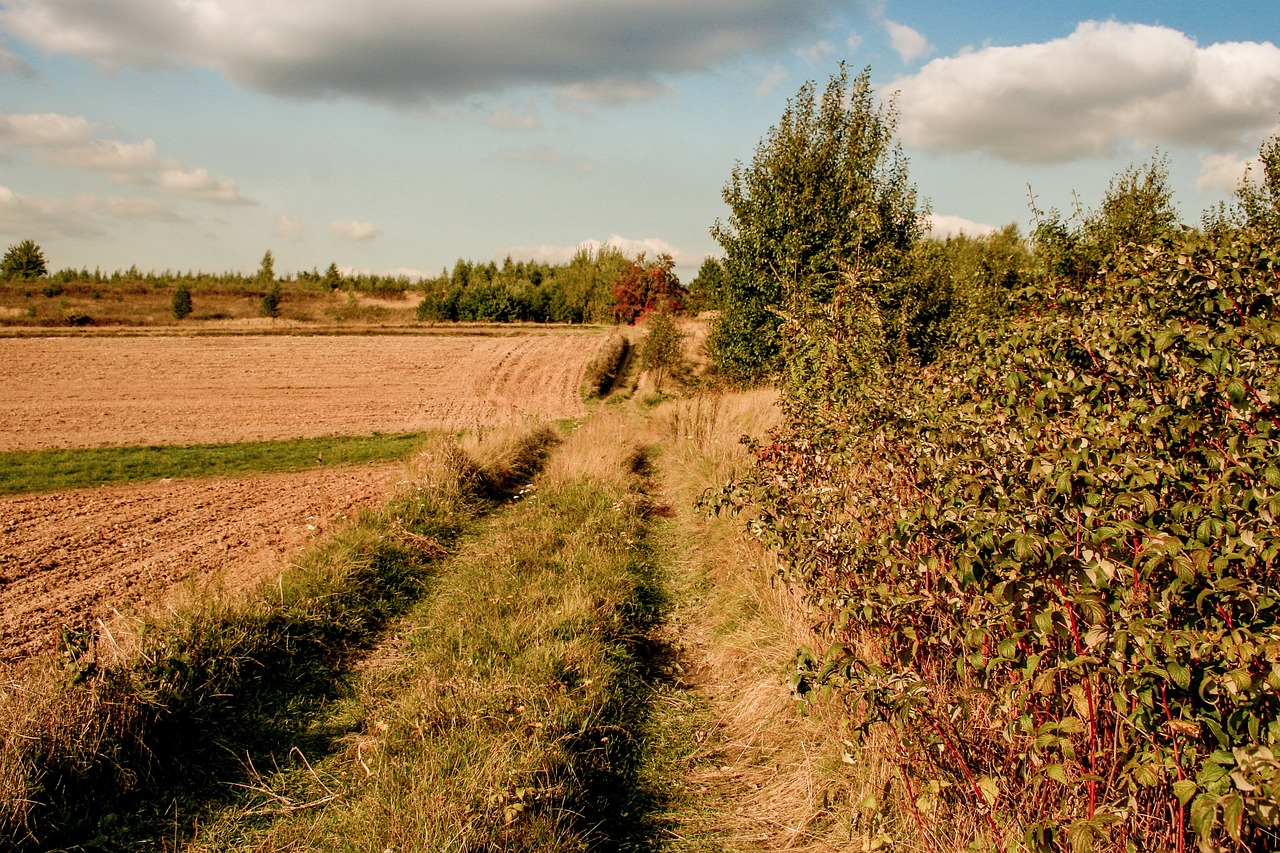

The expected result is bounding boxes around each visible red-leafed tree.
[610,253,687,324]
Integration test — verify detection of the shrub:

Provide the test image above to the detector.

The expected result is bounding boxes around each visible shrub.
[713,225,1280,850]
[171,283,193,320]
[640,312,684,394]
[260,283,281,318]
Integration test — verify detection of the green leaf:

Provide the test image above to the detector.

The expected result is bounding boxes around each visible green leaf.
[1173,779,1198,806]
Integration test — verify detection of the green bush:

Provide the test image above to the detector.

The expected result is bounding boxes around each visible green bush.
[171,282,192,320]
[713,225,1280,850]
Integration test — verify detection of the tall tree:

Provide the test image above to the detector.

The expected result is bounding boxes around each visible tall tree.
[709,63,923,381]
[2,239,48,280]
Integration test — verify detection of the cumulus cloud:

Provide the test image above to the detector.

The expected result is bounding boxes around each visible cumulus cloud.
[275,214,305,241]
[893,21,1280,162]
[0,184,103,238]
[501,234,694,269]
[0,0,840,106]
[755,63,789,98]
[0,109,254,203]
[884,20,931,63]
[927,213,997,239]
[1198,152,1255,193]
[330,219,383,241]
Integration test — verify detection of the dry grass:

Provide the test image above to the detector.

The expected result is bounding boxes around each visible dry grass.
[623,389,886,850]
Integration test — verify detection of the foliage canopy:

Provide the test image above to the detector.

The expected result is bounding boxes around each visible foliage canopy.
[709,63,923,381]
[2,239,48,280]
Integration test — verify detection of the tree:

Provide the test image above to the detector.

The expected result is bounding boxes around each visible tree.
[709,63,923,381]
[686,255,727,313]
[260,282,282,318]
[1237,133,1280,236]
[257,250,276,283]
[171,282,193,320]
[2,239,48,280]
[640,310,685,393]
[1082,152,1179,260]
[610,253,687,324]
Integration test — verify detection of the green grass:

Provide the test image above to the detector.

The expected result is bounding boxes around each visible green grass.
[183,423,669,851]
[0,432,426,495]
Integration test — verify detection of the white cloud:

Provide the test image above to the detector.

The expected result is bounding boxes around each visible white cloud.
[927,213,997,239]
[884,20,931,63]
[500,234,695,269]
[1198,152,1255,193]
[158,165,252,204]
[0,184,102,238]
[0,109,254,203]
[796,39,834,66]
[330,219,382,241]
[893,21,1280,162]
[755,63,788,98]
[0,0,838,106]
[275,214,305,241]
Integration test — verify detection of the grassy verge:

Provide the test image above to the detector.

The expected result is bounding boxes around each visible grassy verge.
[0,432,426,495]
[0,425,558,850]
[183,415,671,851]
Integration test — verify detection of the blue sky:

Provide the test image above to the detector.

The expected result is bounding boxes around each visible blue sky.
[0,1,1277,282]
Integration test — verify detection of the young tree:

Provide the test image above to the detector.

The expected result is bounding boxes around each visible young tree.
[640,310,685,393]
[257,250,276,283]
[171,281,193,320]
[2,239,48,280]
[686,255,727,313]
[260,282,282,318]
[1237,133,1280,236]
[709,63,924,381]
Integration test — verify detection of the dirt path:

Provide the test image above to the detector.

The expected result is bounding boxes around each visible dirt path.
[0,463,406,662]
[0,332,597,451]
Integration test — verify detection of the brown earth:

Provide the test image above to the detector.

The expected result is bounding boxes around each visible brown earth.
[0,463,406,662]
[0,331,598,451]
[0,330,603,662]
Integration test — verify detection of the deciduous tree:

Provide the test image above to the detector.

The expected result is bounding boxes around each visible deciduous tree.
[709,63,923,381]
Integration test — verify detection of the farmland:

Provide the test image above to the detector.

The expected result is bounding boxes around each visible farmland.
[0,328,602,663]
[0,329,596,451]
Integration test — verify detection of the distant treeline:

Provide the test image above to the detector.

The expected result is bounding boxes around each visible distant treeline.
[415,247,688,325]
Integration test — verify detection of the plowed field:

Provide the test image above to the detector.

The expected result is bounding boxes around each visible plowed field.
[0,331,596,451]
[0,330,601,662]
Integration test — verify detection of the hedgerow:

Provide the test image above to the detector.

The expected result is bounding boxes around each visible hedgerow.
[710,226,1280,850]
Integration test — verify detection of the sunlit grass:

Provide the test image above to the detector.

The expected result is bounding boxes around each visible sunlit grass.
[0,432,427,495]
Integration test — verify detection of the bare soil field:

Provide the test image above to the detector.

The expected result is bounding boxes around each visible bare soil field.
[0,329,601,662]
[0,330,598,451]
[0,463,405,661]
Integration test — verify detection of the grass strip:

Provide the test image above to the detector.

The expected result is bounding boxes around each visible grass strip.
[0,432,426,495]
[0,424,559,850]
[185,418,671,851]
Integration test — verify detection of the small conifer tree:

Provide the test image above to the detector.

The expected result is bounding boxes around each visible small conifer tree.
[171,282,193,320]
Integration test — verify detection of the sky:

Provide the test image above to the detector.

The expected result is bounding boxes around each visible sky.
[0,1,1278,282]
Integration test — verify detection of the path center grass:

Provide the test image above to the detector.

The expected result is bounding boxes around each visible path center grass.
[0,432,426,495]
